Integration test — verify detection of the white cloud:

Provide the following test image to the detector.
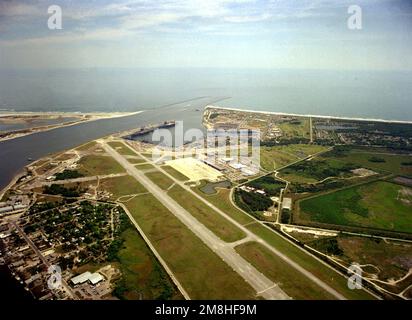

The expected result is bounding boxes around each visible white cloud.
[0,2,42,17]
[224,13,272,23]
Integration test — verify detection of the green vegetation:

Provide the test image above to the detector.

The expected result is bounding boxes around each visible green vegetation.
[247,175,286,196]
[277,144,328,157]
[193,187,254,225]
[278,119,310,139]
[125,194,256,299]
[162,166,189,181]
[260,144,328,171]
[280,159,357,183]
[280,209,291,224]
[55,169,84,181]
[368,156,386,163]
[235,242,335,300]
[26,196,181,300]
[329,149,412,177]
[99,175,147,199]
[112,214,181,300]
[145,171,174,190]
[108,141,138,156]
[78,154,125,176]
[168,185,246,242]
[299,181,412,233]
[340,236,394,278]
[235,189,273,214]
[28,201,115,267]
[209,113,219,120]
[308,238,343,256]
[245,223,375,300]
[43,184,81,197]
[76,141,97,151]
[135,163,155,171]
[234,175,283,218]
[285,147,412,187]
[127,157,147,164]
[260,146,299,171]
[307,235,412,289]
[291,179,349,194]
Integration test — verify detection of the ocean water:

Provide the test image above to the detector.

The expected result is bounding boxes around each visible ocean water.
[1,68,411,121]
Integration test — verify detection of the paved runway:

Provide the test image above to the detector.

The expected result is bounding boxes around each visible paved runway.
[101,141,290,300]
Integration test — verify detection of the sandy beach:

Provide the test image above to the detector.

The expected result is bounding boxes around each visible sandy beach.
[207,105,412,125]
[0,111,144,142]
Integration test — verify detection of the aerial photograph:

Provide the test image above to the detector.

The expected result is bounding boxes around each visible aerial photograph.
[0,0,411,311]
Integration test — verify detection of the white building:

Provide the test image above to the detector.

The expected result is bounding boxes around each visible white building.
[229,163,246,170]
[89,273,104,285]
[241,167,257,176]
[70,271,105,286]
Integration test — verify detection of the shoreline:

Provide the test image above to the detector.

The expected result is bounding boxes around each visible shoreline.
[0,111,144,142]
[0,111,145,195]
[207,105,412,125]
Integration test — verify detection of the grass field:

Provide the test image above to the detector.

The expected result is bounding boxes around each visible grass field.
[55,153,76,161]
[193,187,254,225]
[278,119,310,139]
[162,165,189,181]
[301,234,412,295]
[168,184,246,242]
[235,242,335,299]
[78,154,125,176]
[279,158,355,183]
[260,144,328,171]
[279,173,318,184]
[108,141,138,156]
[125,194,256,299]
[245,223,375,299]
[99,175,147,200]
[260,147,300,171]
[135,163,155,171]
[127,157,147,164]
[333,235,412,281]
[76,141,97,151]
[145,171,174,190]
[299,181,412,233]
[115,227,182,300]
[277,144,328,158]
[340,151,412,177]
[279,147,412,183]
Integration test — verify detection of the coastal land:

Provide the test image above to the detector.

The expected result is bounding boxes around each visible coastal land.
[0,111,142,142]
[1,106,411,300]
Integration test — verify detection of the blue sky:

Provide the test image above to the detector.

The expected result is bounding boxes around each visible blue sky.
[0,0,412,70]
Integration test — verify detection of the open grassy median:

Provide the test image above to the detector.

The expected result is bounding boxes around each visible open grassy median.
[168,184,246,243]
[145,171,174,190]
[127,157,147,164]
[125,194,256,299]
[108,141,138,156]
[235,241,335,300]
[194,187,254,225]
[135,163,156,171]
[245,223,376,300]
